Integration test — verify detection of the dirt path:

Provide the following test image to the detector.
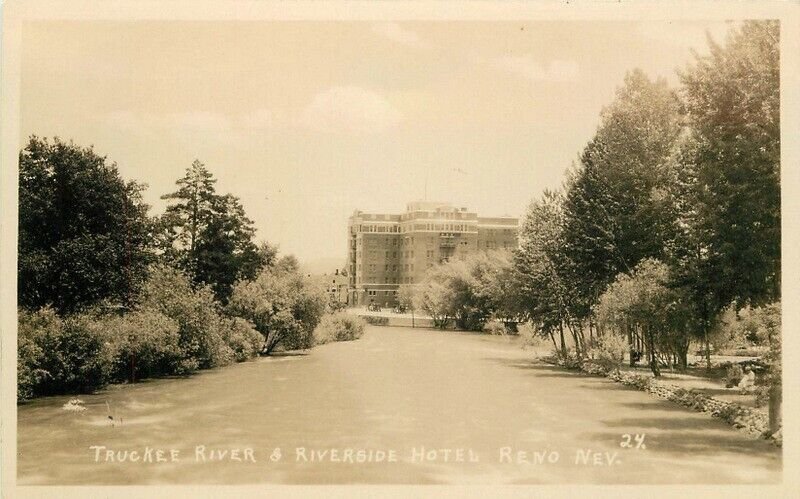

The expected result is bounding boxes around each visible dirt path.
[17,326,781,484]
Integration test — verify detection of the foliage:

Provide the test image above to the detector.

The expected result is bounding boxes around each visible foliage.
[139,264,234,371]
[363,316,389,326]
[227,264,328,354]
[679,21,780,309]
[17,308,116,396]
[18,136,153,314]
[397,285,418,312]
[482,319,508,335]
[595,259,692,376]
[413,251,512,331]
[589,333,628,373]
[413,275,455,329]
[156,160,266,303]
[17,307,59,400]
[103,309,182,380]
[219,316,264,362]
[313,312,367,345]
[561,70,682,319]
[725,364,744,389]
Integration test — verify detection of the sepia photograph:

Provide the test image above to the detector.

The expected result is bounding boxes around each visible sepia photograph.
[1,1,798,496]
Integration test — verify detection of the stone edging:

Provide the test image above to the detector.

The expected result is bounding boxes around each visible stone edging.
[545,358,782,447]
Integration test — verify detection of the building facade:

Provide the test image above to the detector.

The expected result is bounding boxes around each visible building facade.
[347,202,519,306]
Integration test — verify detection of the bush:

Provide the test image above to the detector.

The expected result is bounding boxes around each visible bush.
[725,364,744,388]
[140,264,233,371]
[589,334,628,373]
[227,266,328,354]
[103,310,182,380]
[363,315,389,326]
[19,309,117,396]
[17,307,58,400]
[314,313,366,345]
[483,319,507,335]
[220,317,263,361]
[552,347,582,369]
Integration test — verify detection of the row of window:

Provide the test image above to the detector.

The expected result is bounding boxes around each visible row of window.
[358,276,416,285]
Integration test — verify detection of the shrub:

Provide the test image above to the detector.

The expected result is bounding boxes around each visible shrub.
[20,310,117,396]
[725,364,744,388]
[363,316,389,326]
[140,264,232,371]
[103,310,182,380]
[483,319,507,335]
[220,317,263,361]
[17,307,58,400]
[589,333,628,373]
[314,313,366,345]
[517,322,539,348]
[552,347,582,369]
[227,266,328,354]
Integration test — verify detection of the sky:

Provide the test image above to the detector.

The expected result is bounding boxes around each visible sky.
[20,20,735,270]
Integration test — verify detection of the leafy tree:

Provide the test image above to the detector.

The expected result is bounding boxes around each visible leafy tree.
[414,275,456,329]
[18,136,152,313]
[562,70,683,322]
[595,259,693,376]
[274,254,300,274]
[138,264,234,371]
[413,251,512,331]
[513,189,577,357]
[157,160,264,302]
[227,265,328,354]
[679,20,780,308]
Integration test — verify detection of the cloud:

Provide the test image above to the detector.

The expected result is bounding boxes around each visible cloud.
[371,22,427,49]
[491,56,580,83]
[298,86,402,134]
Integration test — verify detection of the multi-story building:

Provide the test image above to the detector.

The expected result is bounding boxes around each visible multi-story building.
[347,202,519,306]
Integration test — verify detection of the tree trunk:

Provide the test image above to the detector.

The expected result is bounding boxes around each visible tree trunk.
[768,384,782,434]
[558,321,567,359]
[627,325,636,367]
[678,338,689,371]
[647,328,660,377]
[548,331,558,354]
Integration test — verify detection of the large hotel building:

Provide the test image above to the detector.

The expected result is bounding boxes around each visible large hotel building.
[347,202,519,306]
